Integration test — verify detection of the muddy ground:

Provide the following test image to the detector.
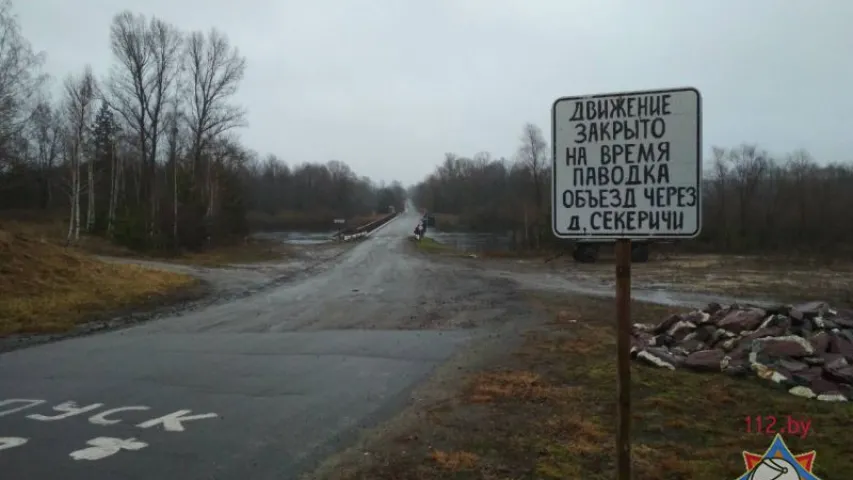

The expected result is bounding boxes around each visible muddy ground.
[420,245,853,307]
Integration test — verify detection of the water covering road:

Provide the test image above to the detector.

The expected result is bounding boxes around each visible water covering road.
[0,208,529,480]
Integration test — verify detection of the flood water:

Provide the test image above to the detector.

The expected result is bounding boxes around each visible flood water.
[253,231,338,245]
[253,228,512,251]
[425,230,513,253]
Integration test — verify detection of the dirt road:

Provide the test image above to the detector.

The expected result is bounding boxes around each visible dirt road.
[0,209,535,480]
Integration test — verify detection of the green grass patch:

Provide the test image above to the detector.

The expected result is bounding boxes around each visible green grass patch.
[411,236,457,254]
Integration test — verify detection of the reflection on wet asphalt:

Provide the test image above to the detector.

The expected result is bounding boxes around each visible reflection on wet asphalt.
[0,208,530,480]
[0,206,775,480]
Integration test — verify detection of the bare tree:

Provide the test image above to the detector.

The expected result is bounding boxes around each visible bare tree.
[106,11,182,238]
[184,28,247,215]
[28,99,61,208]
[63,66,96,243]
[516,123,548,248]
[0,0,47,166]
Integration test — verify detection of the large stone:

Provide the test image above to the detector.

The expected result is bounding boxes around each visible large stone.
[793,301,830,318]
[742,326,787,342]
[717,308,766,333]
[832,310,853,328]
[837,329,853,345]
[652,333,676,348]
[822,353,848,370]
[703,302,722,315]
[677,338,706,354]
[802,356,826,366]
[828,335,853,359]
[789,308,804,322]
[631,334,651,355]
[775,358,810,373]
[809,331,832,353]
[636,347,684,370]
[631,301,853,403]
[825,365,853,384]
[692,325,717,343]
[727,340,754,360]
[753,335,814,358]
[809,377,843,395]
[792,366,824,386]
[667,321,697,341]
[684,310,712,325]
[757,314,791,331]
[652,314,682,335]
[721,356,750,376]
[684,349,725,371]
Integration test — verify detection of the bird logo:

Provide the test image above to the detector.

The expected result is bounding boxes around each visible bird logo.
[737,434,822,480]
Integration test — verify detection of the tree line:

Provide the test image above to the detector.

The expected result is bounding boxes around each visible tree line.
[0,0,405,251]
[411,123,853,256]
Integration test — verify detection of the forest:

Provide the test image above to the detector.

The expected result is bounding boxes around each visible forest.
[410,123,853,256]
[0,0,406,252]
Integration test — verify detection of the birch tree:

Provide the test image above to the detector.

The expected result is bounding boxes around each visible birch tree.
[63,66,96,243]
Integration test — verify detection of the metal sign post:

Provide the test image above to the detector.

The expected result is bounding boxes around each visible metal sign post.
[550,87,702,480]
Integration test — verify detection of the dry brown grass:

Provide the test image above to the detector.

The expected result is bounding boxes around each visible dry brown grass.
[0,214,296,267]
[430,450,479,471]
[338,295,851,480]
[0,229,197,336]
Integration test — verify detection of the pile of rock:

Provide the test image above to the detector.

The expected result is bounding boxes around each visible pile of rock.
[631,301,853,402]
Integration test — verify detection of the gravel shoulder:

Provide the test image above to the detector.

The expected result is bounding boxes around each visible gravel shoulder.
[97,242,352,299]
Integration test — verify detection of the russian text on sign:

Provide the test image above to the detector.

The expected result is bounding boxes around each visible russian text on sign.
[551,87,701,239]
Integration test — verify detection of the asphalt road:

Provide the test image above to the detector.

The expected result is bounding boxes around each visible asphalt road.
[0,208,526,480]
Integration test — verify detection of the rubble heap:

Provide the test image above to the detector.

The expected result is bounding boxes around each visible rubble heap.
[631,301,853,401]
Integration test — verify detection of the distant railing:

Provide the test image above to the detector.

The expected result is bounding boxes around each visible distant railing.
[332,212,399,241]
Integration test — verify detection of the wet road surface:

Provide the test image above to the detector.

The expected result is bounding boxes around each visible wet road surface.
[0,208,772,480]
[0,209,531,480]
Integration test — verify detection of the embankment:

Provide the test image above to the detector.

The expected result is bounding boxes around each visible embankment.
[335,212,400,241]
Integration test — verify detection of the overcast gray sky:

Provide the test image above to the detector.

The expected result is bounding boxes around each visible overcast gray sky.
[16,0,853,186]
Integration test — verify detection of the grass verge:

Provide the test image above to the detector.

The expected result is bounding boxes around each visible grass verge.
[0,229,198,337]
[337,294,850,479]
[151,238,295,267]
[0,215,296,268]
[410,236,460,255]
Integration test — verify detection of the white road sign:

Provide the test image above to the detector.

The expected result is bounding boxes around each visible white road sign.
[551,87,702,239]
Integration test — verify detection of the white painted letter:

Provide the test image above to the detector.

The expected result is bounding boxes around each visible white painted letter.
[27,401,104,421]
[89,406,151,426]
[69,437,147,461]
[136,409,218,432]
[0,399,45,417]
[0,437,28,451]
